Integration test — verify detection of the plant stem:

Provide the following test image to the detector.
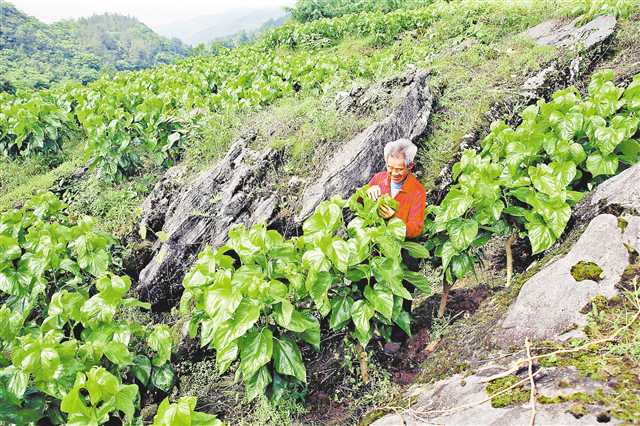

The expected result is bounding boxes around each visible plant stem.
[357,343,369,384]
[506,233,516,287]
[438,280,451,318]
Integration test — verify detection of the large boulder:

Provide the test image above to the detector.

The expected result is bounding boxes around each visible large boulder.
[589,162,640,211]
[135,137,281,307]
[500,213,639,343]
[498,164,640,344]
[295,68,434,222]
[572,162,640,225]
[134,67,434,307]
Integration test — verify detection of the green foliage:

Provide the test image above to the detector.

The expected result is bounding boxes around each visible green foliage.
[425,70,640,284]
[1,38,378,180]
[152,396,222,426]
[0,192,184,425]
[0,91,75,157]
[288,0,433,23]
[0,3,189,89]
[266,5,439,49]
[60,367,138,426]
[148,324,174,367]
[181,185,431,400]
[573,0,640,25]
[0,192,113,301]
[0,0,574,182]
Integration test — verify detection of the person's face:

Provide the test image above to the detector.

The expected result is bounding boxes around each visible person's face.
[386,156,410,183]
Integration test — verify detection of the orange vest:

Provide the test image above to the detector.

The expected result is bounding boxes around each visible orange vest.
[368,171,426,239]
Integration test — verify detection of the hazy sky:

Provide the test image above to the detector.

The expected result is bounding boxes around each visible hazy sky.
[5,0,296,29]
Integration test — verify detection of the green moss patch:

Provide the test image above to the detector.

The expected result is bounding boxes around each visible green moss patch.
[618,262,640,292]
[570,261,604,282]
[530,266,640,423]
[617,216,629,232]
[486,376,529,408]
[567,402,588,418]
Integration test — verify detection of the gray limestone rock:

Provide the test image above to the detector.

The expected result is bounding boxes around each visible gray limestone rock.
[296,68,434,222]
[499,214,639,344]
[590,162,640,211]
[371,365,618,426]
[135,137,282,306]
[134,67,434,307]
[573,163,640,226]
[525,15,617,49]
[521,16,616,97]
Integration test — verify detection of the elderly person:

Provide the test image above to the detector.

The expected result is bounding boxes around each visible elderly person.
[366,138,426,239]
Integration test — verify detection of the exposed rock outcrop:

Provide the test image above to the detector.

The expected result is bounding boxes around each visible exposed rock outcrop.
[134,67,434,307]
[296,68,433,222]
[525,15,617,49]
[521,15,617,97]
[372,364,621,425]
[588,161,640,212]
[572,161,640,229]
[521,16,616,96]
[135,137,282,307]
[500,162,640,343]
[500,214,638,343]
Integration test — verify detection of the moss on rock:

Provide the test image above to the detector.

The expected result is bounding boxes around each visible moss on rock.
[567,402,588,418]
[570,261,604,282]
[485,376,529,408]
[617,216,628,232]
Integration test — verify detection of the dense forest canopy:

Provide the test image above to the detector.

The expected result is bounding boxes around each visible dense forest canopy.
[0,1,190,89]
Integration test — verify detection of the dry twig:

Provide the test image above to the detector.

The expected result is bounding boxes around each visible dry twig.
[480,310,640,383]
[437,281,451,318]
[525,337,536,426]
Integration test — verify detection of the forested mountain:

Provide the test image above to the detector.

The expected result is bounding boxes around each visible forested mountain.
[0,1,189,89]
[156,6,289,45]
[208,14,290,49]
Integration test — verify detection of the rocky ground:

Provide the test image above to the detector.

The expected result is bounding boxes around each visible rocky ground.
[123,12,640,425]
[372,162,640,426]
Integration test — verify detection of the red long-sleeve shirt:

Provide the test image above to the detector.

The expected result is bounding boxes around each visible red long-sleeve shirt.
[368,171,426,239]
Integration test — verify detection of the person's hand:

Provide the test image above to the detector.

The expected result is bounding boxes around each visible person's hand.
[378,204,395,219]
[366,185,381,200]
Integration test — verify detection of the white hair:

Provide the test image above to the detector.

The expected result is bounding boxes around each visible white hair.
[384,138,417,166]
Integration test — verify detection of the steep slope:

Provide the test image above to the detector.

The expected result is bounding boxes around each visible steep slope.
[1,1,639,425]
[0,1,189,89]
